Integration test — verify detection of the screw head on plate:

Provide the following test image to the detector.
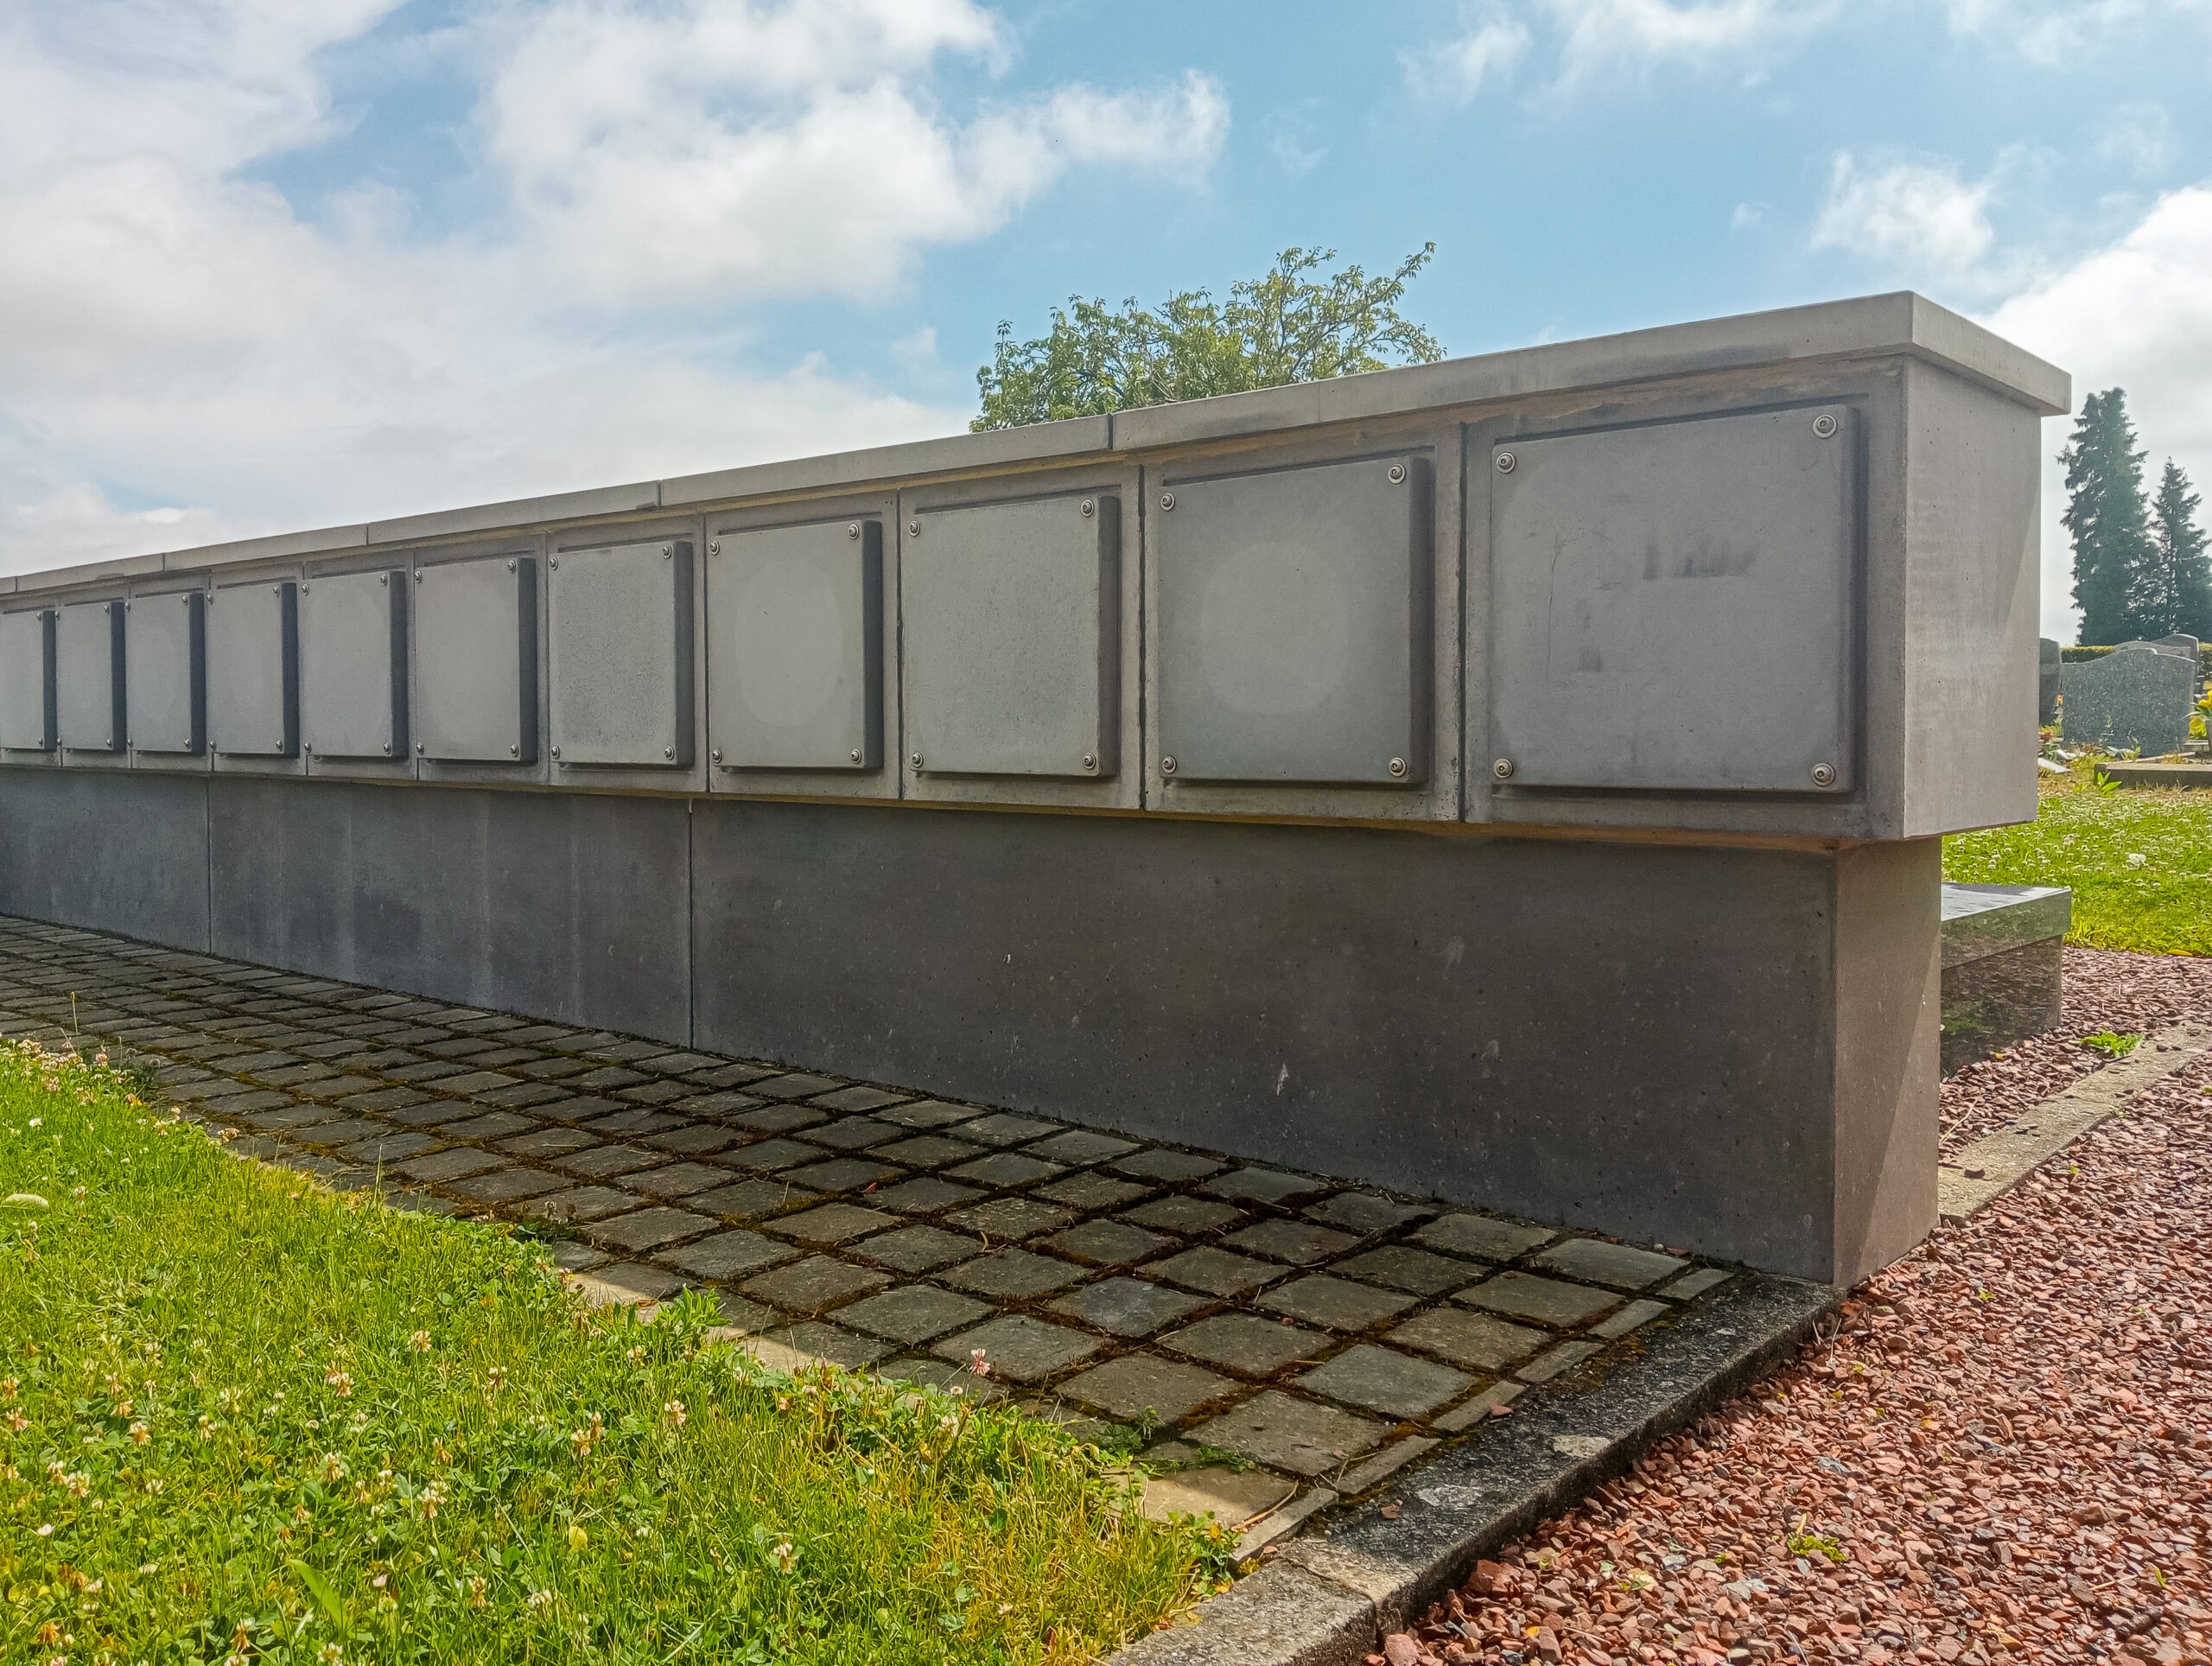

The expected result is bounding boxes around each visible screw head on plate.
[848,523,861,539]
[662,546,671,558]
[1388,463,1407,485]
[300,584,309,595]
[416,742,424,754]
[663,746,674,759]
[415,570,424,582]
[1081,752,1097,771]
[1491,757,1516,780]
[1080,499,1095,518]
[551,745,560,758]
[379,573,388,585]
[382,742,391,754]
[849,747,862,764]
[550,557,558,570]
[711,747,721,763]
[910,751,924,769]
[907,519,921,538]
[511,744,520,757]
[272,584,281,595]
[1813,414,1840,440]
[1159,491,1175,512]
[506,558,516,571]
[1160,755,1178,776]
[1495,452,1516,474]
[1811,762,1838,787]
[709,543,719,556]
[1389,756,1408,777]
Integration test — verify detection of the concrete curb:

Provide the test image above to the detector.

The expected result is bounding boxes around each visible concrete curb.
[1109,1272,1837,1666]
[1938,1019,2211,1223]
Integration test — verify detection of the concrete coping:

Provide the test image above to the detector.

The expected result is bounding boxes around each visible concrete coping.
[1938,881,2072,969]
[3,291,2067,601]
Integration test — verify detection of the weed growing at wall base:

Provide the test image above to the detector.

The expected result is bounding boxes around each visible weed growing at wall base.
[0,1042,1217,1663]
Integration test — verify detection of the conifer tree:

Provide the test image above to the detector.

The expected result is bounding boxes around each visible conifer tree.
[2060,388,2154,644]
[2147,459,2211,641]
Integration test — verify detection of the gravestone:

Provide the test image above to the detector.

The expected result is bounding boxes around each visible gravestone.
[2038,637,2060,726]
[1940,882,2069,1073]
[2060,642,2194,754]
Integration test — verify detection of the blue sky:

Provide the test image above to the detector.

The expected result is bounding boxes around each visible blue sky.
[4,1,2211,639]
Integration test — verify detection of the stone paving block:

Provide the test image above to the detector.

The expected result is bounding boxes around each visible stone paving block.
[871,1135,985,1170]
[323,1129,440,1167]
[944,1152,1064,1189]
[1411,1213,1555,1262]
[852,1225,983,1273]
[750,1071,844,1100]
[659,1230,796,1281]
[1589,1298,1672,1340]
[422,1035,498,1058]
[461,1048,543,1070]
[1109,1148,1224,1183]
[941,1249,1086,1299]
[1334,1245,1484,1297]
[642,1122,745,1155]
[515,1057,594,1080]
[810,1085,909,1114]
[200,1090,297,1116]
[731,1102,826,1133]
[931,1314,1099,1382]
[873,1099,977,1130]
[556,1143,665,1180]
[499,1024,582,1044]
[1208,1167,1330,1205]
[1256,1275,1419,1332]
[392,1148,506,1184]
[709,1289,779,1333]
[437,1111,540,1142]
[1048,1279,1207,1339]
[781,1157,903,1193]
[1458,1271,1620,1326]
[1302,1192,1433,1235]
[336,1086,432,1114]
[1137,1466,1298,1528]
[1192,1391,1382,1477]
[614,1080,696,1106]
[1033,1172,1153,1212]
[718,1137,828,1171]
[1659,1268,1732,1300]
[836,1286,992,1345]
[690,1179,817,1218]
[584,1108,690,1137]
[469,1081,574,1110]
[1064,1353,1235,1422]
[212,1049,302,1073]
[545,1239,607,1273]
[1043,1219,1174,1267]
[880,1358,1008,1402]
[579,1260,690,1302]
[804,1116,902,1151]
[255,1063,335,1087]
[668,1091,763,1120]
[239,1103,348,1131]
[448,1166,565,1205]
[686,1063,779,1091]
[525,1186,639,1224]
[1148,1247,1284,1298]
[1532,1237,1688,1290]
[302,1116,404,1147]
[383,1101,467,1127]
[950,1111,1060,1147]
[1165,1313,1326,1376]
[872,1176,984,1215]
[1516,1339,1605,1383]
[1300,1344,1470,1419]
[499,1127,605,1161]
[1222,1219,1359,1267]
[1387,1306,1548,1371]
[741,1255,889,1313]
[385,1060,472,1084]
[533,1095,623,1124]
[766,1203,898,1245]
[626,1162,734,1199]
[573,1065,649,1090]
[588,1206,716,1253]
[631,1051,726,1074]
[765,1323,893,1369]
[944,1197,1072,1240]
[1024,1129,1141,1165]
[1121,1195,1245,1236]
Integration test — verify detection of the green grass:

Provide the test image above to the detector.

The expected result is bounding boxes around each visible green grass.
[0,1042,1223,1664]
[1944,758,2212,956]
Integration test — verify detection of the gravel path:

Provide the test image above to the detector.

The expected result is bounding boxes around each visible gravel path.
[1383,949,2212,1666]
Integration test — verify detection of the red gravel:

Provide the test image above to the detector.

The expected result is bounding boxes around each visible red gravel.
[1942,948,2212,1152]
[1382,970,2212,1666]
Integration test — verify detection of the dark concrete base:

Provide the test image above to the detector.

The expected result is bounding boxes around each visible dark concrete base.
[1941,938,2064,1073]
[0,769,1942,1284]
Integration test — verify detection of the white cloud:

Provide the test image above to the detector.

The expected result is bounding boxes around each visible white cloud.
[1810,152,1997,277]
[2097,102,2171,173]
[1984,183,2212,640]
[0,0,1232,576]
[1402,7,1533,102]
[889,327,939,377]
[1731,201,1765,229]
[1543,0,1838,83]
[1941,0,2212,67]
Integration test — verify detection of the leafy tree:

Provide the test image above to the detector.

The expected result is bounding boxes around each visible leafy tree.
[2145,459,2211,640]
[972,245,1444,431]
[2060,387,2155,644]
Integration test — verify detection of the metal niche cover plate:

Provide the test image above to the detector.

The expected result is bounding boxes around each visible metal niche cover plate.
[903,493,1118,778]
[57,600,125,753]
[1489,404,1856,792]
[415,555,537,763]
[1158,455,1430,785]
[207,580,298,757]
[301,569,408,760]
[708,518,880,770]
[126,592,205,754]
[548,539,694,767]
[0,609,56,752]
